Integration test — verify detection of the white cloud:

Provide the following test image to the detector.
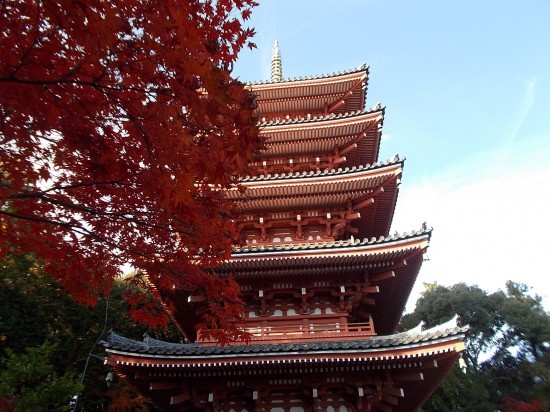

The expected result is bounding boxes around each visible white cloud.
[509,77,536,144]
[392,143,550,312]
[381,133,391,141]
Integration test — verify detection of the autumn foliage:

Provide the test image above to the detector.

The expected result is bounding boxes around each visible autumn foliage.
[501,398,546,412]
[0,0,260,339]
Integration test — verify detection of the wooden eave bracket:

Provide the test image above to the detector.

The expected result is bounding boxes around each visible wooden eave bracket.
[339,118,381,156]
[376,402,393,412]
[369,270,396,283]
[188,294,206,303]
[150,381,180,391]
[330,146,347,165]
[135,371,149,380]
[382,385,404,398]
[423,359,439,369]
[170,391,191,405]
[392,372,424,382]
[352,170,401,211]
[354,196,376,211]
[368,257,410,283]
[382,394,399,406]
[251,152,347,174]
[362,285,380,294]
[327,78,365,113]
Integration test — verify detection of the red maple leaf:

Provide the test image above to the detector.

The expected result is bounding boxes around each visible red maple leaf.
[0,0,261,341]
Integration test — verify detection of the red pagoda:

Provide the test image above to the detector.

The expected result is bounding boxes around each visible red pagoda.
[104,42,467,411]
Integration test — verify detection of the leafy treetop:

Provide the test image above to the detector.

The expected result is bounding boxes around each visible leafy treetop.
[401,281,550,411]
[0,0,261,341]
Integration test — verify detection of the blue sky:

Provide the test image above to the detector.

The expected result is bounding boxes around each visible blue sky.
[233,0,550,310]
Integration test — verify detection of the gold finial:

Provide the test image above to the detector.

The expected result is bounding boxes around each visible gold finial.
[271,40,283,82]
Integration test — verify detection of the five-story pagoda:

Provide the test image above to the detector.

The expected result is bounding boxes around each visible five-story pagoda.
[104,43,467,412]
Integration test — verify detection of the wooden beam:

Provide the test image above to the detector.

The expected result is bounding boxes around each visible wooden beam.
[361,297,376,306]
[392,372,424,382]
[345,211,361,220]
[150,382,180,391]
[362,285,380,294]
[135,371,149,379]
[339,142,358,156]
[423,359,439,368]
[352,188,381,211]
[188,294,206,303]
[354,197,375,210]
[382,394,399,406]
[328,98,346,112]
[170,392,191,405]
[334,155,347,165]
[376,403,392,412]
[369,271,395,282]
[327,77,364,112]
[346,226,359,234]
[339,118,381,154]
[391,259,408,270]
[382,385,404,397]
[352,170,400,211]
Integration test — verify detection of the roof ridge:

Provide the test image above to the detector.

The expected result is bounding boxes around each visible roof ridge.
[247,63,369,86]
[232,223,432,254]
[240,154,403,183]
[258,105,384,127]
[104,323,466,356]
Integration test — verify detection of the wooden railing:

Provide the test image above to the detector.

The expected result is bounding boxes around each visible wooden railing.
[213,321,375,344]
[198,318,377,345]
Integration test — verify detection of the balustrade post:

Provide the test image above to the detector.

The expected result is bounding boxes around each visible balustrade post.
[340,317,348,333]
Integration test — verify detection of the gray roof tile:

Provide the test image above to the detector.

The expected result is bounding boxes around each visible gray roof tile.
[104,324,468,357]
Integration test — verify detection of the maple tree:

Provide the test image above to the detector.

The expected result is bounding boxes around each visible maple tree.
[0,0,261,340]
[501,398,545,412]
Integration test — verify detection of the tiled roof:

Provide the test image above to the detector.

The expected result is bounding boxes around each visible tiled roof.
[231,224,431,255]
[104,322,467,357]
[246,64,369,86]
[248,66,369,116]
[257,105,383,128]
[238,154,402,184]
[257,108,383,167]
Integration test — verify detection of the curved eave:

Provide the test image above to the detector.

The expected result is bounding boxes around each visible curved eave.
[247,64,369,87]
[232,160,401,239]
[356,175,398,239]
[373,249,425,334]
[258,108,384,166]
[157,288,200,343]
[158,229,427,342]
[106,331,463,411]
[107,341,460,412]
[224,230,430,270]
[105,316,462,412]
[258,107,382,129]
[233,159,402,201]
[249,66,369,115]
[103,325,469,358]
[225,231,431,334]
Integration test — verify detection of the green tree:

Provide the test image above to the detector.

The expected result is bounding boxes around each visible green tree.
[0,253,177,410]
[0,344,82,412]
[401,281,550,411]
[400,282,506,370]
[484,281,550,408]
[0,254,145,366]
[420,367,493,412]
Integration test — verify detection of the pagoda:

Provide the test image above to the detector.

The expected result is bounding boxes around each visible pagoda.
[104,42,467,411]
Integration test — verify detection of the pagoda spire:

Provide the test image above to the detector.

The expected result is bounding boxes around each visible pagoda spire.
[271,40,283,82]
